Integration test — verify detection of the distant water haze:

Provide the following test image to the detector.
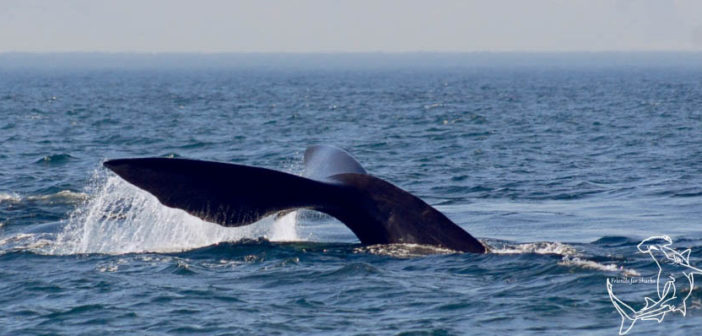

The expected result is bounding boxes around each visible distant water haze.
[1,52,702,70]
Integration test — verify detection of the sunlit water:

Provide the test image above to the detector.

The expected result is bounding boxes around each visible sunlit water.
[1,59,701,335]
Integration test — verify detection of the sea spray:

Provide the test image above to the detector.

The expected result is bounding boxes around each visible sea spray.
[51,169,299,255]
[269,211,300,242]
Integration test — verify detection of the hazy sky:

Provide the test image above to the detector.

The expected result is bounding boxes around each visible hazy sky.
[2,0,702,53]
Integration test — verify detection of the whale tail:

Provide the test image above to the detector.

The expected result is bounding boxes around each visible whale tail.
[607,279,638,335]
[103,151,485,253]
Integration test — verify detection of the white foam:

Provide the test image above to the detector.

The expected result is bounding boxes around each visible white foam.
[0,192,21,203]
[0,190,88,204]
[489,241,578,256]
[26,190,88,202]
[488,241,639,276]
[50,171,296,255]
[355,243,458,257]
[0,233,35,246]
[559,256,640,277]
[0,233,54,254]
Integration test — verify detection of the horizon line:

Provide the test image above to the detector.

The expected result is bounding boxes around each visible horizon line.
[2,50,702,55]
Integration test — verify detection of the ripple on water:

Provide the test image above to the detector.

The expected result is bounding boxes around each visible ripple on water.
[320,262,383,278]
[34,154,75,165]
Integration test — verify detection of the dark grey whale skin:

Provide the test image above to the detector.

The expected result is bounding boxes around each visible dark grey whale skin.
[103,145,486,253]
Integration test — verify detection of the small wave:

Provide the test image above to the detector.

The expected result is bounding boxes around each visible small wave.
[96,264,119,273]
[488,241,578,256]
[322,262,382,277]
[591,236,638,246]
[0,233,35,246]
[354,243,458,257]
[0,190,88,205]
[26,190,88,202]
[0,233,55,255]
[423,103,444,110]
[487,240,639,276]
[178,141,215,150]
[35,153,75,165]
[0,192,21,203]
[163,259,197,275]
[558,255,640,277]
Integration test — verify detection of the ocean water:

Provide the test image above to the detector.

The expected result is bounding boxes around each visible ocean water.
[1,57,701,335]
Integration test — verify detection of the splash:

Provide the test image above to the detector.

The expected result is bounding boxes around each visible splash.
[269,211,300,242]
[49,170,300,255]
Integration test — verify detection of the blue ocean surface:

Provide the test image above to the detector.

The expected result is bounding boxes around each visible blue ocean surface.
[1,54,701,335]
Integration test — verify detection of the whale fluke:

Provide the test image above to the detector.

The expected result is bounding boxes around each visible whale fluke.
[103,146,485,253]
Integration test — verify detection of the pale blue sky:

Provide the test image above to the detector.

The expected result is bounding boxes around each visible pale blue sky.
[1,0,701,53]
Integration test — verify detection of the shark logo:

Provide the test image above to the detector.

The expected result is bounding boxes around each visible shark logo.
[606,235,702,335]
